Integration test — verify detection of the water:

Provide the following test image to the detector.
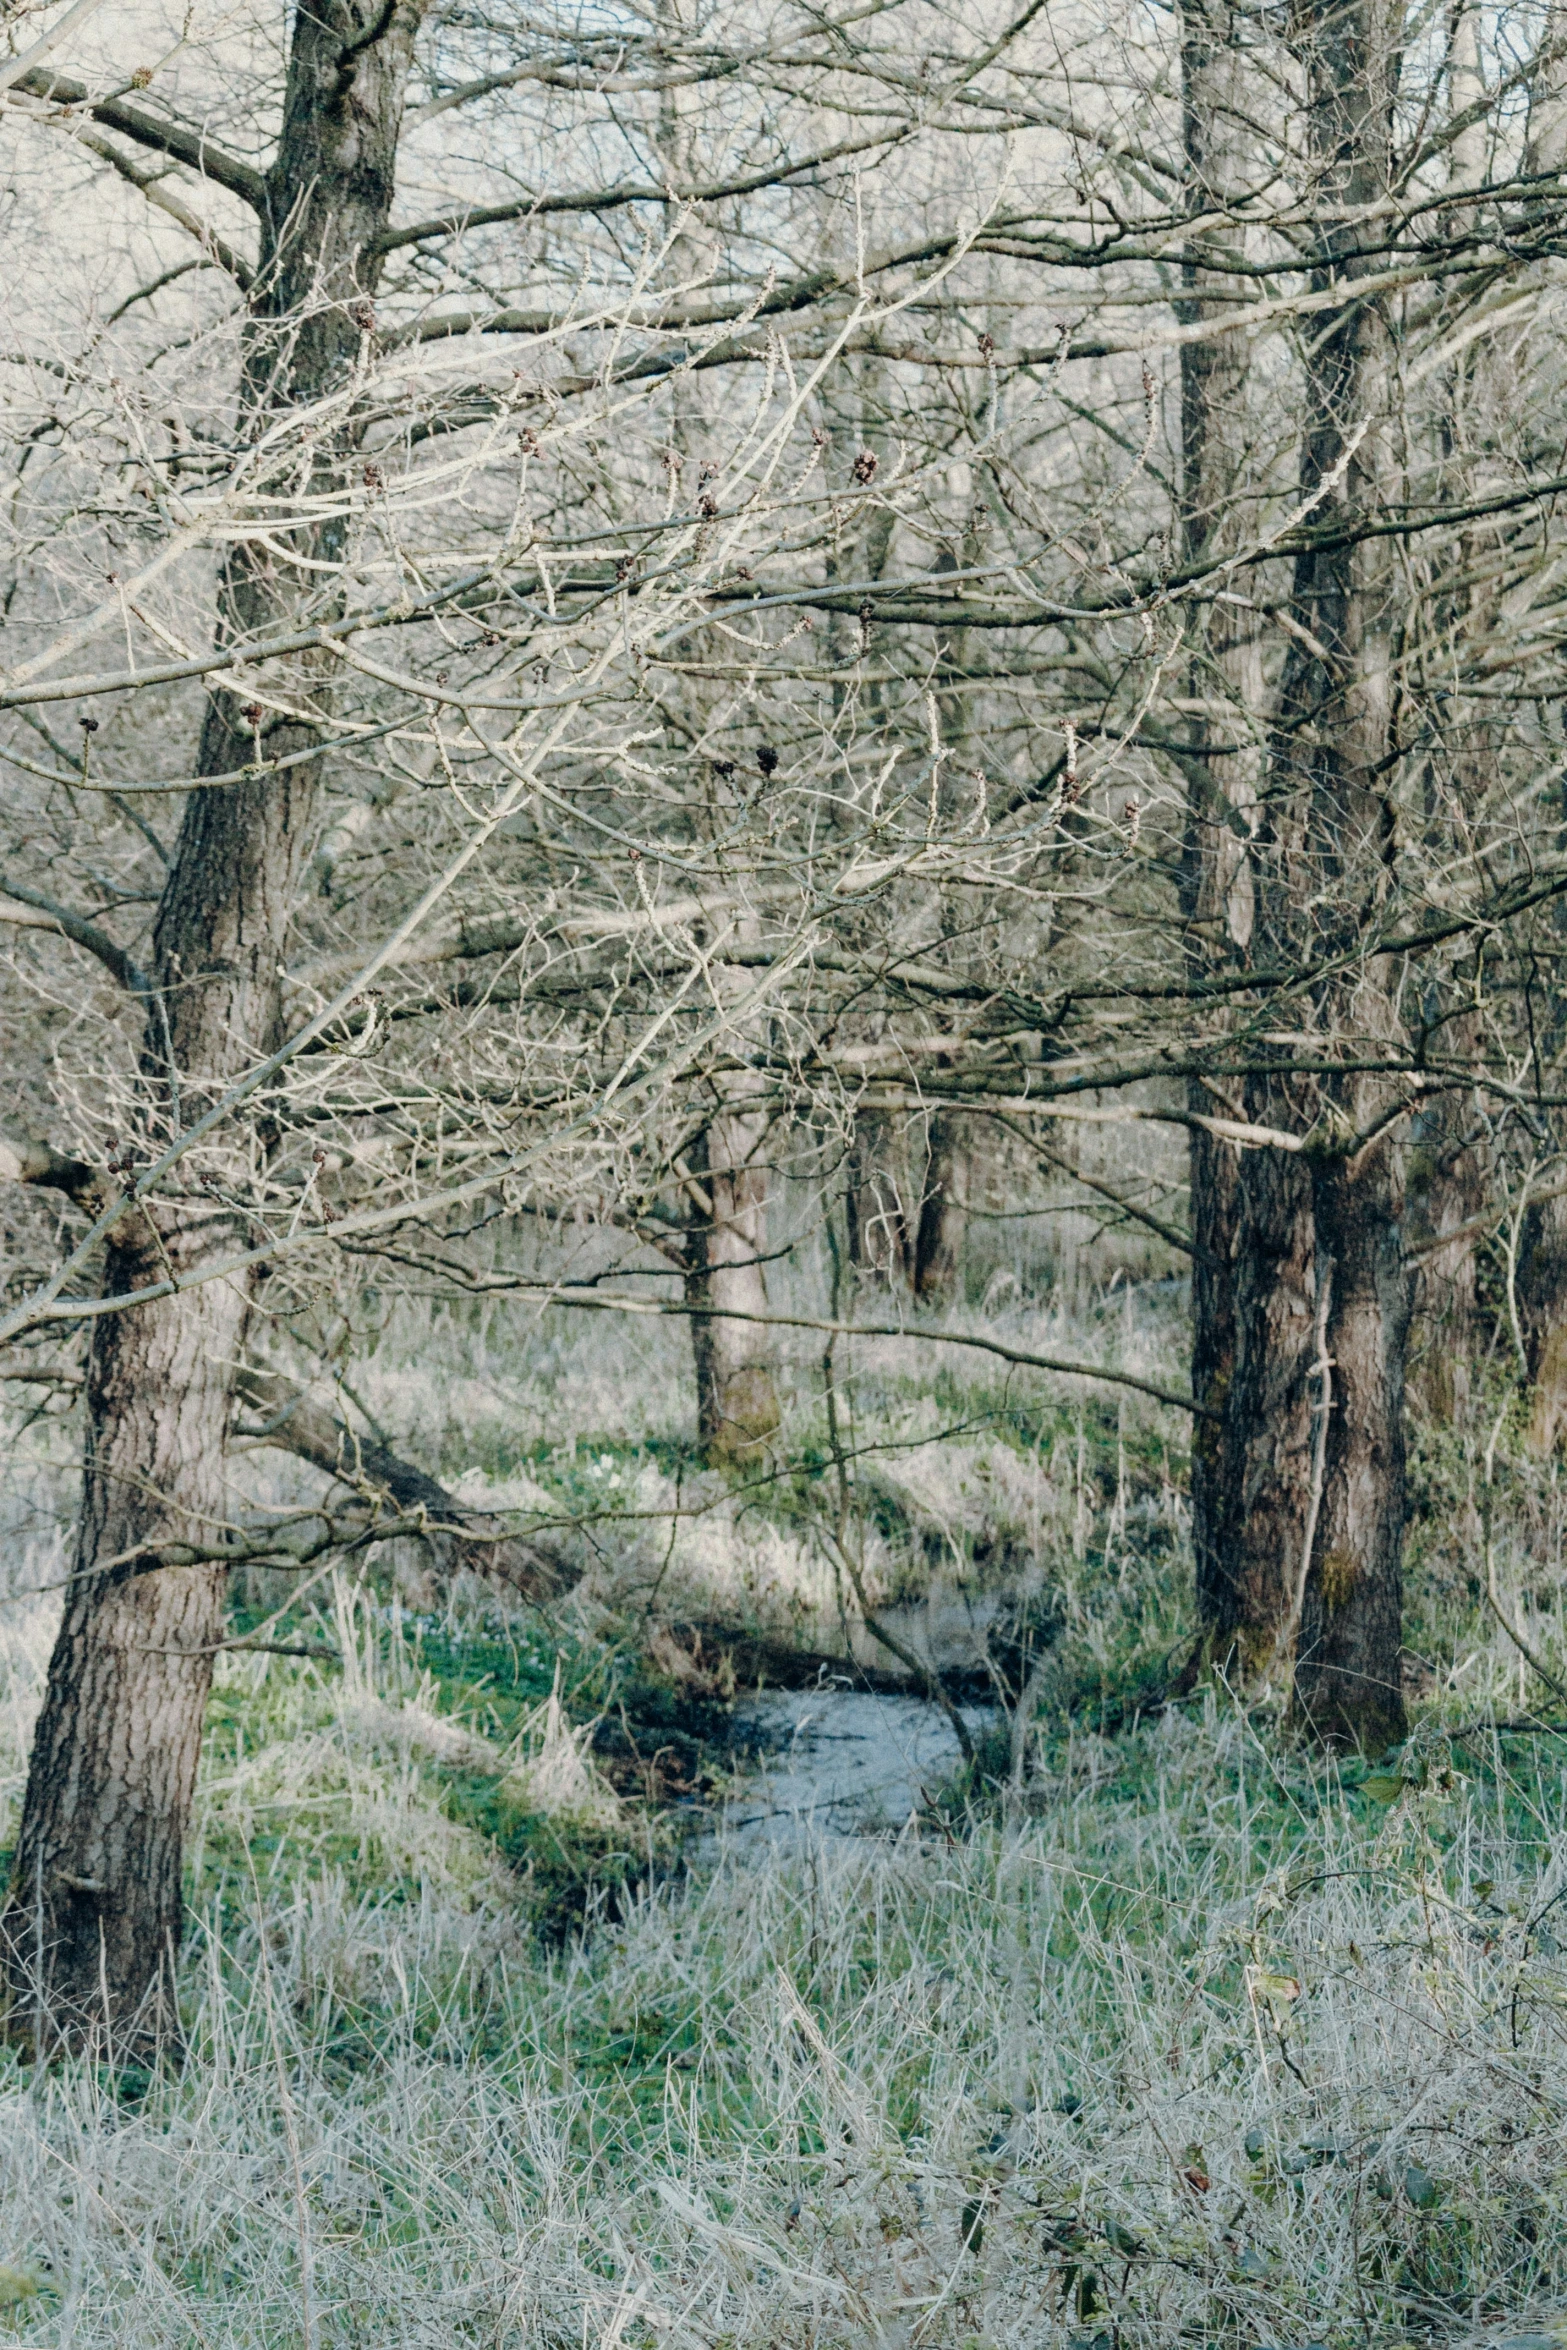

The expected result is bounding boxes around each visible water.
[713,1688,993,1848]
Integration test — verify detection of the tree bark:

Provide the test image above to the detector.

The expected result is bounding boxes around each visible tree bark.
[685,1107,783,1465]
[1,0,426,2053]
[1519,1191,1567,1451]
[1400,13,1491,1427]
[1223,0,1411,1745]
[1218,1139,1319,1669]
[1178,0,1266,1656]
[1296,1148,1411,1749]
[1405,1084,1484,1425]
[913,1111,966,1303]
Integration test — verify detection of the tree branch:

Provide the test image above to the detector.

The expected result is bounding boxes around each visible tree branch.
[232,1369,579,1603]
[67,126,253,286]
[12,68,266,210]
[0,882,151,994]
[373,128,908,254]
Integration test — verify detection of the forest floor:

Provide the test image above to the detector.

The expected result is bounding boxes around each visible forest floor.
[0,1279,1564,2348]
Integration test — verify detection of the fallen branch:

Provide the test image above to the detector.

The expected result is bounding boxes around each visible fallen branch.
[233,1368,579,1603]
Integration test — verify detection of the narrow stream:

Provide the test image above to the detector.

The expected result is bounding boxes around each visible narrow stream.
[712,1689,995,1848]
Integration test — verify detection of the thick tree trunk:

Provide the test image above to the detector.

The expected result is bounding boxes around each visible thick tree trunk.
[1,0,425,2052]
[1178,0,1265,1654]
[1224,0,1411,1745]
[1284,0,1410,1750]
[685,1107,782,1465]
[1218,1141,1319,1669]
[1295,1148,1411,1748]
[1519,1191,1567,1451]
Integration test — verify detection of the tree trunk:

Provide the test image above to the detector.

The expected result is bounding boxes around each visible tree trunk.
[830,356,909,1302]
[1489,8,1567,1453]
[1218,1140,1319,1670]
[1,0,426,2053]
[685,1107,782,1465]
[1405,1079,1484,1425]
[1225,0,1411,1745]
[913,1111,965,1302]
[1400,14,1491,1427]
[1519,1191,1567,1451]
[1296,1149,1411,1749]
[1178,0,1266,1655]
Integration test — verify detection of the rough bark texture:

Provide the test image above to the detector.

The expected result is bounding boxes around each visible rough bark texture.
[1520,1192,1567,1451]
[913,1112,966,1303]
[1218,1143,1320,1667]
[1224,0,1411,1745]
[685,1108,783,1464]
[1,0,425,2052]
[1283,0,1410,1749]
[1178,0,1265,1654]
[1297,1150,1411,1749]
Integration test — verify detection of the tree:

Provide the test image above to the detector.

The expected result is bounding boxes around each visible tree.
[1178,0,1267,1664]
[9,0,1567,2061]
[1,0,428,2050]
[1219,0,1412,1749]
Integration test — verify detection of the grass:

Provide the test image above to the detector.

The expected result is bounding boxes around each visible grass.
[2,1275,1567,2343]
[6,1688,1567,2346]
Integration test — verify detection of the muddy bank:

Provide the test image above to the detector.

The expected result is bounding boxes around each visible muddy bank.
[647,1620,1004,1704]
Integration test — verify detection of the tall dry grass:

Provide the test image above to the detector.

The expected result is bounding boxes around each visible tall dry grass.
[0,1276,1564,2344]
[0,1610,1565,2350]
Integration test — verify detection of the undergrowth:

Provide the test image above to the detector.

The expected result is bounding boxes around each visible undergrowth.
[0,1281,1566,2343]
[4,1691,1567,2347]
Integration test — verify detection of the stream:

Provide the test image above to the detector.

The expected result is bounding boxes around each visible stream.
[712,1689,995,1848]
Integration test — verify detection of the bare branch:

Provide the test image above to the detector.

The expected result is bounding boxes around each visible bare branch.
[373,128,910,253]
[0,883,150,994]
[66,126,254,286]
[233,1369,578,1601]
[11,68,266,211]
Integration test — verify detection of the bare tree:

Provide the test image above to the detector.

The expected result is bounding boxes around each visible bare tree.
[9,0,1567,2059]
[1,0,428,2047]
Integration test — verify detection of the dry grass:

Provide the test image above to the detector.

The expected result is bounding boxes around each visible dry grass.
[1,1606,1566,2349]
[0,1295,1565,2345]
